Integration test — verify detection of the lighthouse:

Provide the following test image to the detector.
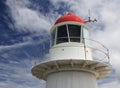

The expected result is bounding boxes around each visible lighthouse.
[31,13,111,88]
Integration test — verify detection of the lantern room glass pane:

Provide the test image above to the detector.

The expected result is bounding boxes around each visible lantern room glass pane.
[51,29,56,46]
[68,24,81,42]
[56,25,68,44]
[83,27,90,45]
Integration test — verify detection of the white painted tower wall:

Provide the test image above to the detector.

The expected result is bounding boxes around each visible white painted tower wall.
[50,43,92,61]
[46,71,98,88]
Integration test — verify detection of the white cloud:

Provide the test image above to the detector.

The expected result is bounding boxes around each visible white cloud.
[0,57,46,88]
[99,80,120,88]
[0,36,49,51]
[0,80,45,88]
[0,41,31,50]
[12,8,51,31]
[6,0,53,32]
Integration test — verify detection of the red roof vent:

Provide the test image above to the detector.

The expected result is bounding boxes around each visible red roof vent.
[55,13,85,24]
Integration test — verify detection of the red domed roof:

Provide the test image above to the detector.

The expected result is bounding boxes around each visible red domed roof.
[55,13,85,24]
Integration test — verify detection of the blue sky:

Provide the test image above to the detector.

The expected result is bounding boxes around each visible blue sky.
[0,0,120,88]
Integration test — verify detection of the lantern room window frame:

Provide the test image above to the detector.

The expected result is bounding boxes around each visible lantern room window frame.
[51,24,85,46]
[56,24,69,44]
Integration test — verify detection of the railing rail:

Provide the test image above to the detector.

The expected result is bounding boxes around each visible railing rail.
[33,38,110,66]
[84,38,110,64]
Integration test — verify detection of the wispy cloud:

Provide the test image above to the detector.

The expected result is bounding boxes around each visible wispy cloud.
[0,54,46,88]
[99,80,120,88]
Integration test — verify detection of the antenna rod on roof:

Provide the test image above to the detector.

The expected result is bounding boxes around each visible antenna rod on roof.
[88,9,91,22]
[85,9,97,23]
[64,11,69,15]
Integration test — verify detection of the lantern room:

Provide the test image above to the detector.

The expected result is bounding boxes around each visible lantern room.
[50,13,90,47]
[50,13,92,61]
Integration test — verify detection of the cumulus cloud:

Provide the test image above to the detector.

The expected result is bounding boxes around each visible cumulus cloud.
[91,2,120,83]
[6,0,53,32]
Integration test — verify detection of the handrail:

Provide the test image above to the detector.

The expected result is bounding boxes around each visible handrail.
[84,38,110,64]
[33,38,110,66]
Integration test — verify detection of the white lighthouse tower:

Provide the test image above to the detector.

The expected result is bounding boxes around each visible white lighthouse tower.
[32,13,111,88]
